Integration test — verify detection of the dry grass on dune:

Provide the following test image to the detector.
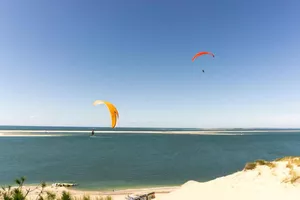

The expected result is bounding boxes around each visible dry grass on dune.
[243,156,300,184]
[244,156,300,171]
[276,156,300,166]
[243,159,276,171]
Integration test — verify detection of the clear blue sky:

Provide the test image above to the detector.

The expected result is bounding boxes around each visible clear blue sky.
[0,0,300,128]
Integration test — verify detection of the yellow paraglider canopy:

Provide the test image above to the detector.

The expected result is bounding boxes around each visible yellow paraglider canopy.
[93,100,119,128]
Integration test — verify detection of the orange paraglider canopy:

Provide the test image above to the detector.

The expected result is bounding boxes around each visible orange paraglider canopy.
[192,51,215,62]
[93,100,119,128]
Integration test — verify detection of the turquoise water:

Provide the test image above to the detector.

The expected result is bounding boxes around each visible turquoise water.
[0,126,300,190]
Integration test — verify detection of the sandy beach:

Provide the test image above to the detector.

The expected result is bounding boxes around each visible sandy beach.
[3,156,300,200]
[5,185,178,200]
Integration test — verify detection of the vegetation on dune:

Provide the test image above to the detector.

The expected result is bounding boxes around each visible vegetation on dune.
[243,156,300,184]
[73,195,112,200]
[282,159,300,184]
[286,162,293,169]
[277,156,300,184]
[244,156,300,171]
[0,177,113,200]
[282,167,300,184]
[82,195,90,200]
[243,159,276,171]
[46,191,56,200]
[289,169,300,184]
[275,156,300,161]
[244,162,257,170]
[0,176,41,200]
[276,156,300,166]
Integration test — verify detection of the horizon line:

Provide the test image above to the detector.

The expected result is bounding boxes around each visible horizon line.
[0,125,299,130]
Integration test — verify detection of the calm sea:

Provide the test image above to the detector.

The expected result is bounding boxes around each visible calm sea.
[0,126,300,190]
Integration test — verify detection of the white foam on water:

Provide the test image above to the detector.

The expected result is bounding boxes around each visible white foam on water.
[0,133,65,137]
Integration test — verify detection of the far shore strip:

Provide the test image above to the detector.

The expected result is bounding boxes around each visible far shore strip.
[1,129,300,137]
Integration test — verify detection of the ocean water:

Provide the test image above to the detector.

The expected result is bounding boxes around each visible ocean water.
[0,126,300,190]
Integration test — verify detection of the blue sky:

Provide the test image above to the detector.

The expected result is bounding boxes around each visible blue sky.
[0,0,300,128]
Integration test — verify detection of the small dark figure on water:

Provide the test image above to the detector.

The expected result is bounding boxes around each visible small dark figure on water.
[91,129,95,136]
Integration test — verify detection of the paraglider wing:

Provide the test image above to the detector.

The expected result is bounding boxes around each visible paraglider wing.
[192,51,215,62]
[93,100,119,128]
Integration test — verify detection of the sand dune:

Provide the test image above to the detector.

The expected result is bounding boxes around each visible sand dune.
[158,157,300,200]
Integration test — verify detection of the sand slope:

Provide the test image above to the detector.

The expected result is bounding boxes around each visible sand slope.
[158,157,300,200]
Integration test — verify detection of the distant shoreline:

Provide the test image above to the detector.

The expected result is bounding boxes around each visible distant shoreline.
[0,129,300,137]
[1,125,300,131]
